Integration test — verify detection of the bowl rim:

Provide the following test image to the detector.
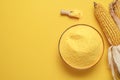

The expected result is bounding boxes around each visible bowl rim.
[58,24,105,70]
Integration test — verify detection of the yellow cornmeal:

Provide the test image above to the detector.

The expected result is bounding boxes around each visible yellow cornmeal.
[59,25,104,69]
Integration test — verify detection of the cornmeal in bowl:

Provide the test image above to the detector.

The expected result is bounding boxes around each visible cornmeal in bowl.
[58,24,104,70]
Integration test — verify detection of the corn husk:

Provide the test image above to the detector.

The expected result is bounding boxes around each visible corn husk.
[108,45,120,80]
[110,0,120,29]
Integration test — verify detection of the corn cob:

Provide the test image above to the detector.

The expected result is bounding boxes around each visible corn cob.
[94,2,120,46]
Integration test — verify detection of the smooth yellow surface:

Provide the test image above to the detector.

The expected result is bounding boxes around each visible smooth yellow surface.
[0,0,112,80]
[59,25,103,69]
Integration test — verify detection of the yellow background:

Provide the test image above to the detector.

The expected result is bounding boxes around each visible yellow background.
[0,0,113,80]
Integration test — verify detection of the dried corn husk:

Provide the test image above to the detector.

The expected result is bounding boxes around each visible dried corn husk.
[110,0,120,29]
[108,45,120,80]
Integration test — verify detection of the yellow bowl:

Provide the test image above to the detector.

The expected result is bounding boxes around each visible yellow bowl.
[58,24,104,70]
